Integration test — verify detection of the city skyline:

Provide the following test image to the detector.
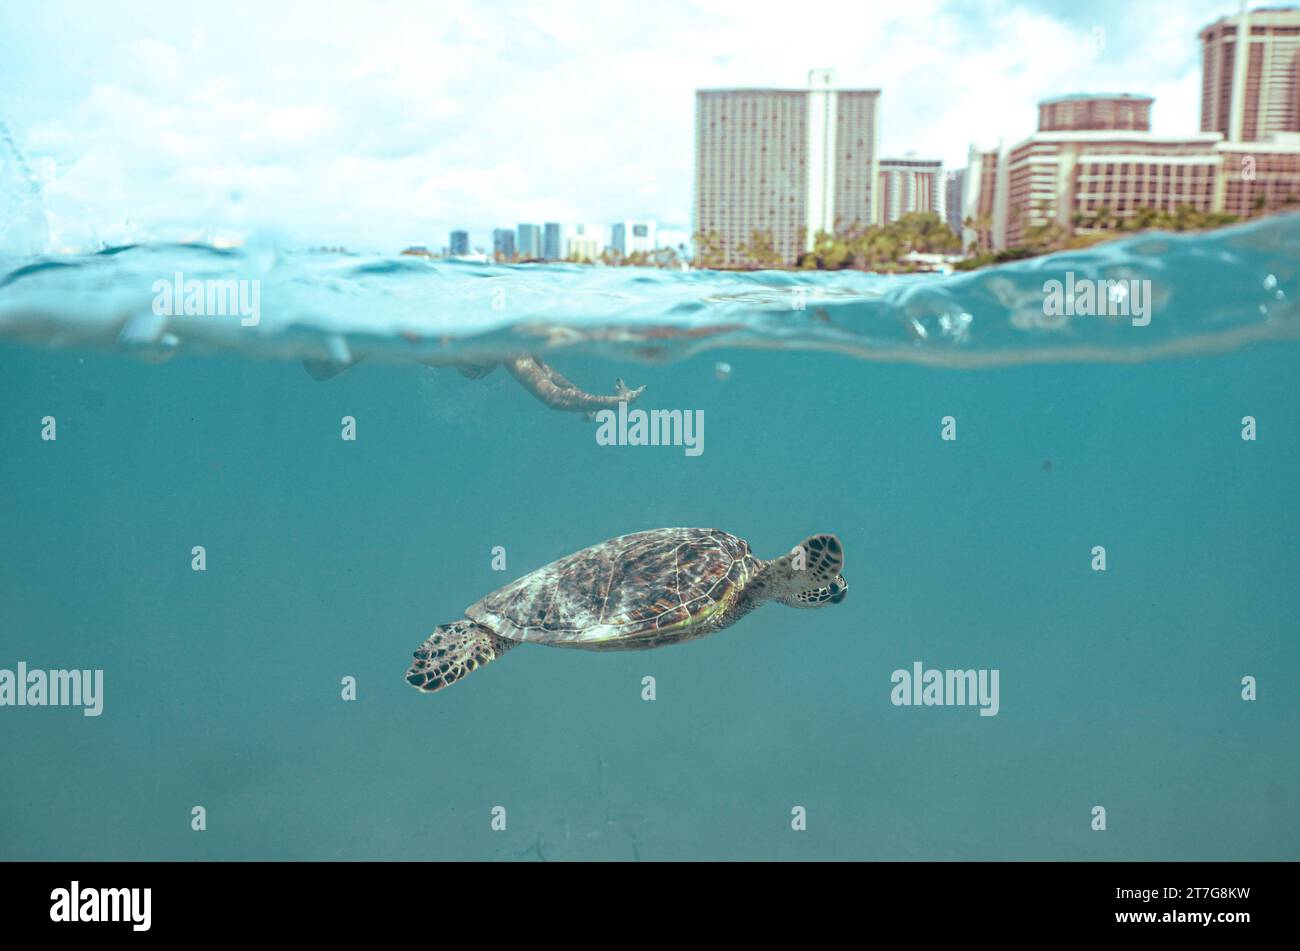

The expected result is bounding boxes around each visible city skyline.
[0,0,1258,252]
[436,219,678,261]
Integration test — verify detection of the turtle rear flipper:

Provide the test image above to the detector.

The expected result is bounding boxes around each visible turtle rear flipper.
[455,360,498,380]
[406,621,516,693]
[302,358,346,381]
[747,534,847,609]
[505,355,644,412]
[302,354,365,381]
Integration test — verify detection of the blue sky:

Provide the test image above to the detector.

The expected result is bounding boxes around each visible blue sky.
[0,0,1253,252]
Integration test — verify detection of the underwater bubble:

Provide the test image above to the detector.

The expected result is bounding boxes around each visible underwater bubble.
[1263,274,1278,291]
[938,311,973,343]
[714,361,731,381]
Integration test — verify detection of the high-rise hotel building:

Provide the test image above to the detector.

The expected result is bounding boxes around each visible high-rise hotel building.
[1200,6,1300,142]
[1199,6,1300,220]
[694,69,880,265]
[962,147,1002,251]
[875,156,945,225]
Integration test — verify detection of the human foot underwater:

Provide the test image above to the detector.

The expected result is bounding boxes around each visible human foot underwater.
[303,352,645,412]
[406,528,847,694]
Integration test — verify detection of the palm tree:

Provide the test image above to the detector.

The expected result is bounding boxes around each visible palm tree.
[692,230,725,269]
[737,230,783,269]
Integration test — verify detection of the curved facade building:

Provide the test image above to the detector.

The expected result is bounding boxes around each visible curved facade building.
[1038,94,1154,133]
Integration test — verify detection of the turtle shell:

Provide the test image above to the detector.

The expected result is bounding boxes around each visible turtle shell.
[466,528,756,648]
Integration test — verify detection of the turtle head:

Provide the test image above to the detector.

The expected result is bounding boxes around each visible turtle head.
[782,574,848,609]
[759,533,847,610]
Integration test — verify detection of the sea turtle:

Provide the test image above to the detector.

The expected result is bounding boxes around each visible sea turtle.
[406,528,847,693]
[303,353,644,412]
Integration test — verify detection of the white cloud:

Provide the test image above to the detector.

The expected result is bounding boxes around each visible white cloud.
[0,0,1239,251]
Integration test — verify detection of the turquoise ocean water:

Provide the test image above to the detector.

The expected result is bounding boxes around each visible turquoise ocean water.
[1,217,1297,860]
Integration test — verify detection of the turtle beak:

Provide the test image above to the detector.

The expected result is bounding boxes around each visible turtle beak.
[829,575,847,604]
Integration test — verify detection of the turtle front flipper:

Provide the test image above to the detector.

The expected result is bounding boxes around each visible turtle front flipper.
[406,620,516,694]
[745,534,847,610]
[504,355,645,412]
